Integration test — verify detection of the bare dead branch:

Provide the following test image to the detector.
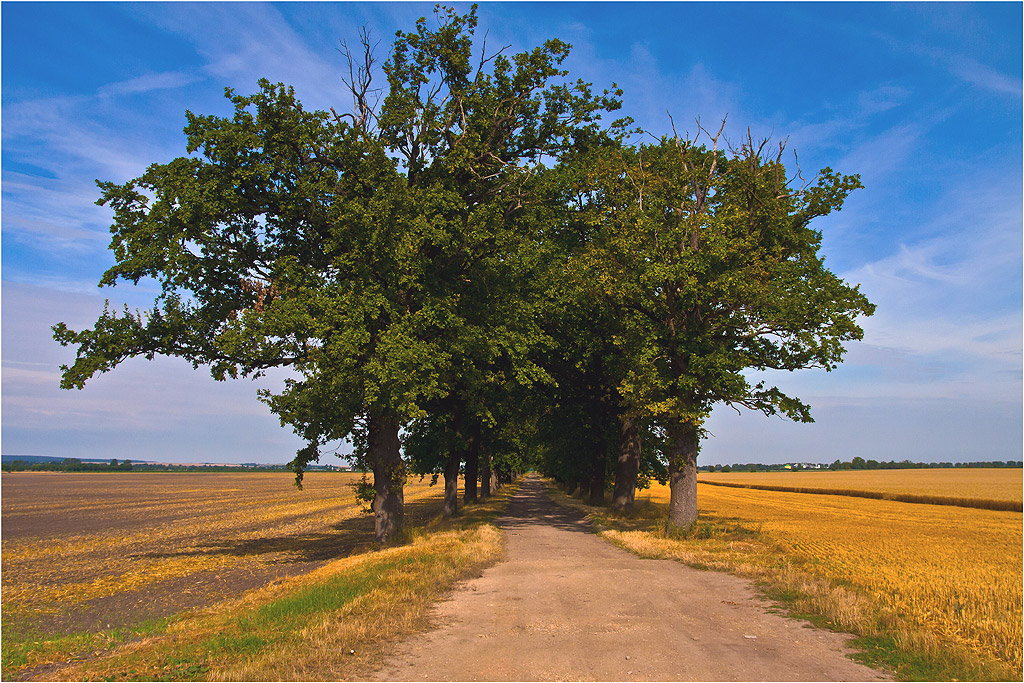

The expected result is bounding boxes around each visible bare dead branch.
[668,111,681,144]
[338,27,383,132]
[476,29,512,80]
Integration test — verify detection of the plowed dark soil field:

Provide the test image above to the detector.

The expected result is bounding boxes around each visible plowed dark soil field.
[1,472,443,652]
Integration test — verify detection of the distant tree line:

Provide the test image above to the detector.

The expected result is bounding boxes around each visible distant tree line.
[129,463,346,473]
[830,458,1023,471]
[701,459,1023,473]
[0,460,352,473]
[2,458,134,473]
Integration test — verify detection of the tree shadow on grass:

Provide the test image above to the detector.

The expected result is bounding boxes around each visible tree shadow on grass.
[7,497,454,665]
[540,481,766,541]
[129,496,446,565]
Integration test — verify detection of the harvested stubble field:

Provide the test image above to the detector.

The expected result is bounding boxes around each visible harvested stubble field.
[623,470,1023,677]
[0,471,448,679]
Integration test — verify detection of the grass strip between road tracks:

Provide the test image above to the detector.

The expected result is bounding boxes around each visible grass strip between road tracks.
[8,484,517,682]
[545,481,1020,683]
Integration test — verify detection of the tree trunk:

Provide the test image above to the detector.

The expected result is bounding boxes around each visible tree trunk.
[588,448,606,505]
[369,413,404,543]
[464,427,479,503]
[442,449,460,516]
[666,421,700,531]
[480,450,491,498]
[612,415,641,514]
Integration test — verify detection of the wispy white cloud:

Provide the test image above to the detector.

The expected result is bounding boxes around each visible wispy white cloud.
[556,36,747,141]
[834,121,929,185]
[133,3,355,112]
[98,71,203,98]
[2,95,163,181]
[1,363,63,387]
[868,28,1022,98]
[950,56,1023,96]
[1,68,212,257]
[2,173,111,247]
[737,164,1022,412]
[856,85,912,116]
[771,86,924,183]
[859,313,1020,368]
[825,174,1023,404]
[1,281,303,460]
[859,242,971,287]
[845,171,1021,290]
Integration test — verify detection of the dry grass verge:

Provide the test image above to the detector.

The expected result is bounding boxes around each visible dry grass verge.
[545,482,1021,682]
[10,483,518,682]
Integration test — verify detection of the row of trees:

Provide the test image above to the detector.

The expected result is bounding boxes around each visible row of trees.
[1,458,134,472]
[0,460,361,473]
[829,458,1023,471]
[703,460,1024,472]
[54,6,873,542]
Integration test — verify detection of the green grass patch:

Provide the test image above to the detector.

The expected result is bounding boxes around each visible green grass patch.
[1,613,173,680]
[252,558,413,623]
[847,633,1015,682]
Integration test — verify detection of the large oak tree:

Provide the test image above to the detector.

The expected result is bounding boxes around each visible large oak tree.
[54,5,622,542]
[570,128,875,529]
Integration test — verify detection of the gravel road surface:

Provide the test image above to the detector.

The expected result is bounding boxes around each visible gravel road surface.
[372,475,887,681]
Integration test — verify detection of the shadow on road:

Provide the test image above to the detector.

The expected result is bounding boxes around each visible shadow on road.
[495,476,595,534]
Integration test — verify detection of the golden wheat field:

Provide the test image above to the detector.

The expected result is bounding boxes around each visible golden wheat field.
[699,467,1023,503]
[639,475,1023,670]
[1,472,445,642]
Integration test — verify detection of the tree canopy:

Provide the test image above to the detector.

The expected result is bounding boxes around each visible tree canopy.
[559,127,874,527]
[54,5,873,541]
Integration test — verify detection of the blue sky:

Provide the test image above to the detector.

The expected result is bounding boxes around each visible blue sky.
[2,2,1021,465]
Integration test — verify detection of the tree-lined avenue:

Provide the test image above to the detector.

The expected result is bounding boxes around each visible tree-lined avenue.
[371,475,886,681]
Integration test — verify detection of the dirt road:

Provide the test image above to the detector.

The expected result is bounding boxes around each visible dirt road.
[372,475,886,681]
